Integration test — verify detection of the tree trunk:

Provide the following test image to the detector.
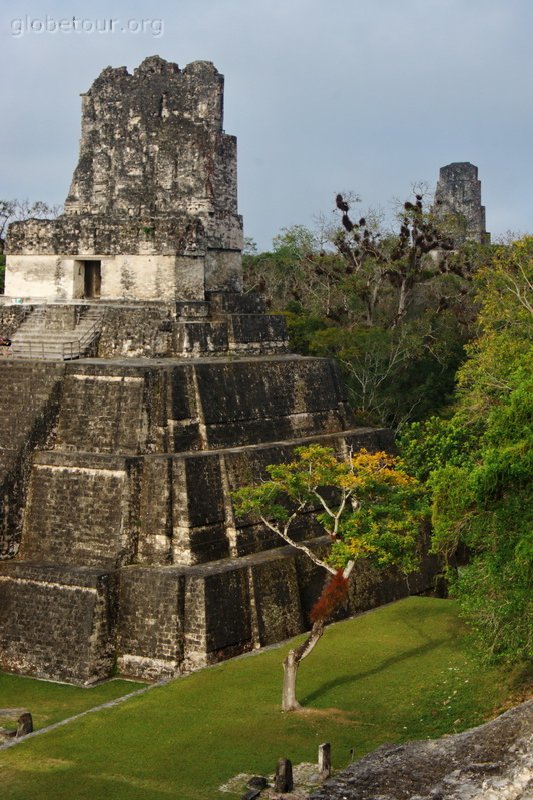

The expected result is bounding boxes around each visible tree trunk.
[281,562,354,712]
[396,277,408,324]
[282,621,325,712]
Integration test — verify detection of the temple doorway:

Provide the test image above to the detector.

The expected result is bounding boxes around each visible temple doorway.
[83,260,101,298]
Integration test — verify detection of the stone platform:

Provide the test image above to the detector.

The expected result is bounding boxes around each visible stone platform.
[1,291,288,359]
[0,298,437,684]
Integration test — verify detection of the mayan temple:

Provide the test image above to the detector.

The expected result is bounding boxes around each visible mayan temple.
[432,162,490,244]
[0,57,435,685]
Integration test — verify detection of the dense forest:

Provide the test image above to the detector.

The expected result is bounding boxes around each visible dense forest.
[243,195,532,667]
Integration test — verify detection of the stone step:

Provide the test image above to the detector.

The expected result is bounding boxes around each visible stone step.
[10,349,84,361]
[10,307,102,360]
[175,301,209,319]
[206,291,266,315]
[13,332,95,342]
[17,317,100,334]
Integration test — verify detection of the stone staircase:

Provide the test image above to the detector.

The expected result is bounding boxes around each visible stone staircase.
[10,306,103,360]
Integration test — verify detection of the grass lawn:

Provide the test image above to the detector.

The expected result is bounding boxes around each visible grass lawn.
[0,675,146,731]
[0,597,529,799]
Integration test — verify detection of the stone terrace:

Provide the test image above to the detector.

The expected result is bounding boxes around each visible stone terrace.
[0,316,437,684]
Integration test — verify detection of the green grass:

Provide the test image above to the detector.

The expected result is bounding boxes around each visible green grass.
[0,675,146,730]
[0,598,529,800]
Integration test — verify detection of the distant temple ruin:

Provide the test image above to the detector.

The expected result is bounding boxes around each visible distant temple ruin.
[432,162,490,245]
[0,58,436,685]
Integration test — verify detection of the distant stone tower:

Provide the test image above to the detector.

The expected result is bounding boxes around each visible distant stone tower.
[5,56,242,301]
[433,162,490,245]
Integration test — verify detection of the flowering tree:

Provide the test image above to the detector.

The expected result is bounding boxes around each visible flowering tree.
[232,444,426,711]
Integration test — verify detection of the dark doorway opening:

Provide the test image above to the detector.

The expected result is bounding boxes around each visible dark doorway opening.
[84,261,101,298]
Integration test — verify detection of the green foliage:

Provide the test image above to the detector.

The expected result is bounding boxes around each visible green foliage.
[455,237,533,414]
[243,225,349,320]
[283,304,328,355]
[243,206,483,427]
[232,444,427,579]
[302,316,466,427]
[403,236,533,664]
[398,413,483,482]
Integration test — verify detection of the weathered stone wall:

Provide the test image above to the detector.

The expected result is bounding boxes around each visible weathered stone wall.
[433,162,490,244]
[118,567,185,680]
[194,357,351,448]
[64,58,234,219]
[19,453,142,569]
[5,57,243,301]
[116,540,426,681]
[3,296,289,359]
[250,554,304,646]
[5,216,240,258]
[310,700,533,800]
[5,244,207,303]
[0,305,30,337]
[95,301,288,359]
[0,362,64,558]
[55,373,147,453]
[0,563,117,684]
[0,319,433,686]
[23,355,353,458]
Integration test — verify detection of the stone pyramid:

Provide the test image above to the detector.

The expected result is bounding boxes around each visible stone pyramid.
[0,58,435,684]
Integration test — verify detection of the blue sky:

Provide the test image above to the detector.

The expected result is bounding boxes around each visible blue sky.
[1,0,532,249]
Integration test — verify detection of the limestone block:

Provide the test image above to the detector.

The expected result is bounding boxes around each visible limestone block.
[5,255,74,301]
[56,371,146,453]
[117,567,185,680]
[205,249,243,293]
[0,361,64,559]
[182,565,252,669]
[206,291,266,315]
[137,457,173,564]
[0,563,117,684]
[228,314,288,349]
[193,357,349,448]
[248,555,304,646]
[20,453,141,569]
[174,320,229,356]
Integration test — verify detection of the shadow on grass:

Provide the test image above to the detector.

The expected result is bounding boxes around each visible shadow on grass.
[300,636,446,706]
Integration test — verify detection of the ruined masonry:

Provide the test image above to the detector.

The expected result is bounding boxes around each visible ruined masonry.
[5,56,242,302]
[433,162,490,245]
[0,57,435,685]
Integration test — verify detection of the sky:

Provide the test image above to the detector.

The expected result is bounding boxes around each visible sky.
[1,0,532,250]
